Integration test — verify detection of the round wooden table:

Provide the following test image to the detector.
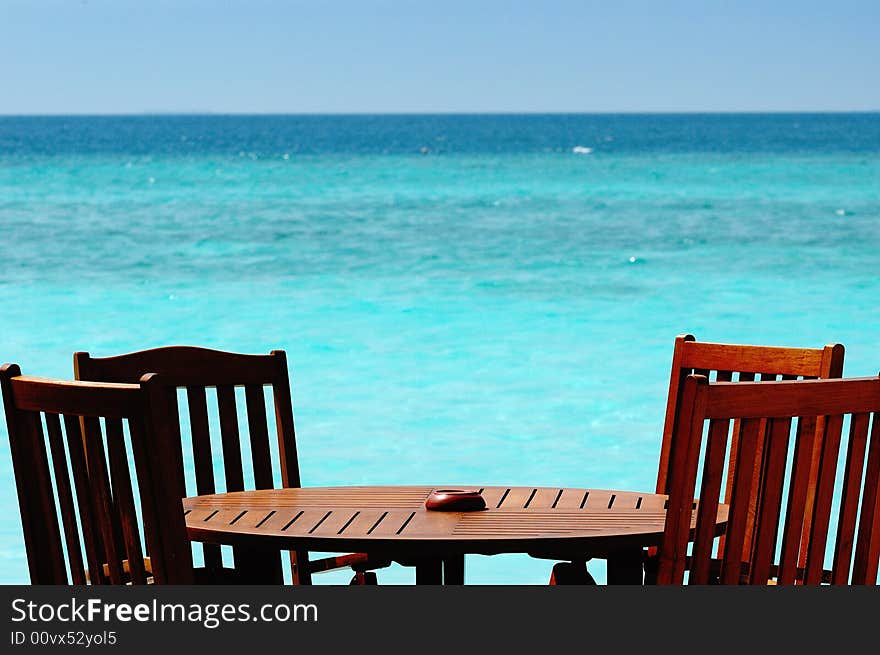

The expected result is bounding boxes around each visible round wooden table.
[183,485,728,584]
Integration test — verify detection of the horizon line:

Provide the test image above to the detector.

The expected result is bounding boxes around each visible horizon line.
[1,109,879,118]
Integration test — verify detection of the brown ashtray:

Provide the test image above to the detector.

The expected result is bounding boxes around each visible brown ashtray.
[425,489,486,512]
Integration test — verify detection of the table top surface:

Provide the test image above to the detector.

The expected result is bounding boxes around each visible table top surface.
[184,485,728,558]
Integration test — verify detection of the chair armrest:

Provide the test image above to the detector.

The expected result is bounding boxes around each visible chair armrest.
[307,553,392,574]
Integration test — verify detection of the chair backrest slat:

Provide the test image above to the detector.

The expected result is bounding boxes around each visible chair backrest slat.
[162,393,187,506]
[658,374,880,586]
[852,416,880,584]
[804,413,845,584]
[1,364,195,585]
[44,412,86,584]
[748,417,791,584]
[245,384,274,489]
[13,377,141,417]
[105,417,148,585]
[794,413,822,567]
[185,385,216,495]
[184,385,223,574]
[721,414,745,557]
[74,346,292,584]
[832,412,871,584]
[61,413,106,583]
[271,350,301,489]
[777,416,818,584]
[81,415,124,584]
[216,384,245,492]
[720,417,762,584]
[73,346,280,386]
[680,343,828,376]
[689,418,729,584]
[739,415,769,561]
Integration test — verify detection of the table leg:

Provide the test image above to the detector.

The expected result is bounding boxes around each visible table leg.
[234,546,285,584]
[442,555,465,585]
[415,558,443,584]
[549,561,596,585]
[607,547,644,585]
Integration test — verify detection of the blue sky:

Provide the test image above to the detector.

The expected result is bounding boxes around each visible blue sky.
[1,0,878,114]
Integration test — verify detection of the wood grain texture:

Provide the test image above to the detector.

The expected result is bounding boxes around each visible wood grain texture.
[74,346,281,386]
[74,346,375,584]
[184,486,727,560]
[43,412,86,584]
[62,413,105,584]
[652,336,842,580]
[1,364,68,584]
[705,377,880,419]
[1,365,196,585]
[852,416,880,584]
[10,375,141,418]
[658,374,880,586]
[678,342,839,377]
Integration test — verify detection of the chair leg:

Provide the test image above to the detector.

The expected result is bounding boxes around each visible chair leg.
[643,552,658,585]
[442,555,465,585]
[549,561,596,585]
[291,550,312,585]
[349,571,378,585]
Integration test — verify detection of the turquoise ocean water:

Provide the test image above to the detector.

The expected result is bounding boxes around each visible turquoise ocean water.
[1,114,878,584]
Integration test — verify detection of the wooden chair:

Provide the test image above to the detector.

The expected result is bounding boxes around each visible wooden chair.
[1,364,196,584]
[74,346,385,584]
[551,334,844,584]
[652,336,844,568]
[657,374,880,584]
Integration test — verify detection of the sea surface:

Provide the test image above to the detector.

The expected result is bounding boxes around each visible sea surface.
[1,114,878,584]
